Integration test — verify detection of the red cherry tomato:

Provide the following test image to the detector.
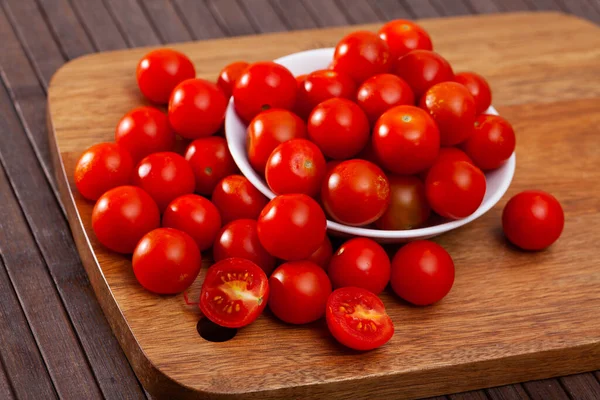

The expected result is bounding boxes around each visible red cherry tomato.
[168,78,227,139]
[185,137,237,195]
[425,160,486,219]
[419,147,473,181]
[356,74,415,124]
[332,31,391,84]
[211,175,269,223]
[213,219,276,275]
[375,175,430,230]
[321,160,390,226]
[391,240,455,306]
[132,152,195,211]
[327,238,390,294]
[269,261,332,324]
[133,228,201,294]
[295,69,357,118]
[355,141,383,166]
[393,50,454,98]
[502,191,564,251]
[372,105,440,175]
[92,186,160,254]
[200,258,269,328]
[305,236,333,269]
[378,19,433,61]
[247,109,307,174]
[233,61,297,123]
[308,98,370,160]
[462,114,515,171]
[115,107,175,163]
[455,72,492,115]
[419,81,476,146]
[217,61,249,98]
[136,49,195,104]
[265,139,326,198]
[257,194,327,261]
[75,143,133,201]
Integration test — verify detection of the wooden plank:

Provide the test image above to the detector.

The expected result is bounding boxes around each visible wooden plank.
[69,0,127,51]
[526,0,562,11]
[140,0,193,43]
[269,0,319,29]
[238,0,288,33]
[430,0,472,15]
[171,0,227,39]
[559,373,600,399]
[557,0,600,23]
[368,0,414,20]
[465,0,501,13]
[103,0,161,46]
[486,384,530,400]
[0,359,14,400]
[522,379,570,400]
[301,0,349,26]
[206,0,256,36]
[402,0,440,18]
[494,0,533,12]
[449,391,490,400]
[336,0,382,23]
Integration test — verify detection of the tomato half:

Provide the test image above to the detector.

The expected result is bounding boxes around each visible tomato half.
[185,137,238,195]
[378,19,433,60]
[356,73,415,124]
[454,72,492,115]
[217,61,249,98]
[461,114,515,171]
[332,31,391,84]
[295,69,357,118]
[393,50,454,98]
[211,175,268,223]
[136,49,195,104]
[375,175,430,230]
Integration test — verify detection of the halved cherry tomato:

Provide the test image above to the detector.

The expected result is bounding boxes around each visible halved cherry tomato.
[462,114,515,171]
[332,31,391,84]
[455,72,492,115]
[295,69,357,118]
[356,74,415,124]
[393,50,454,98]
[136,49,195,104]
[419,147,473,181]
[305,236,333,269]
[217,61,249,98]
[378,20,433,61]
[185,137,237,195]
[375,175,430,230]
[211,175,268,223]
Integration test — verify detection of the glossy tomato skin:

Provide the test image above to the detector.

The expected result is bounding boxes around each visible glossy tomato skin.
[136,49,195,104]
[265,139,326,198]
[115,107,175,163]
[75,143,133,201]
[455,72,492,115]
[295,69,357,118]
[321,160,390,226]
[378,20,433,61]
[269,261,332,324]
[233,61,297,123]
[132,152,195,211]
[391,241,455,306]
[425,160,486,219]
[502,191,564,251]
[419,81,476,146]
[185,137,237,195]
[308,98,370,160]
[305,236,333,269]
[332,31,391,84]
[462,114,515,170]
[211,175,269,223]
[133,228,201,294]
[162,194,221,251]
[376,175,431,230]
[419,147,473,181]
[200,258,269,328]
[217,61,249,98]
[356,74,415,124]
[168,78,227,139]
[92,186,160,254]
[393,50,454,98]
[247,109,307,174]
[372,105,440,175]
[213,219,276,275]
[257,194,327,261]
[326,287,394,351]
[327,238,391,295]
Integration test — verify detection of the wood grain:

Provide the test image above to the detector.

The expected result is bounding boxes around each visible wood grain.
[47,12,600,399]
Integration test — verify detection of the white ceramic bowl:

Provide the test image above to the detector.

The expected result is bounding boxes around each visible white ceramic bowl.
[225,48,515,243]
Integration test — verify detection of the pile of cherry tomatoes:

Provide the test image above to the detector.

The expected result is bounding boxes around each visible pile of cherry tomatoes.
[74,19,564,351]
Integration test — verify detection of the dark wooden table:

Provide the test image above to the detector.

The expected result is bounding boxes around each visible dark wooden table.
[1,1,599,399]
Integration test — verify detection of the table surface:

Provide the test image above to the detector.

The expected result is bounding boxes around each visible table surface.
[1,0,599,399]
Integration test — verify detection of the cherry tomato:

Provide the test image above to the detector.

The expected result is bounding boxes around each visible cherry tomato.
[265,139,326,198]
[462,114,515,170]
[75,143,133,201]
[115,106,175,163]
[295,69,357,118]
[247,109,307,174]
[378,19,433,61]
[233,61,297,123]
[257,194,326,260]
[372,105,440,175]
[355,141,383,166]
[305,236,333,269]
[269,261,332,324]
[455,72,492,114]
[425,160,486,219]
[376,175,430,230]
[168,78,227,139]
[92,186,160,254]
[419,81,476,146]
[308,98,370,160]
[133,228,201,294]
[200,258,269,328]
[211,175,269,223]
[419,147,473,180]
[356,74,415,124]
[326,287,394,351]
[217,61,249,98]
[321,160,390,226]
[502,191,564,251]
[136,49,195,104]
[185,137,237,195]
[393,50,454,98]
[162,194,221,251]
[132,152,195,212]
[332,31,391,84]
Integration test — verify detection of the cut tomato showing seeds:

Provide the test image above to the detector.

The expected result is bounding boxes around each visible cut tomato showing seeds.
[326,287,394,351]
[200,258,269,328]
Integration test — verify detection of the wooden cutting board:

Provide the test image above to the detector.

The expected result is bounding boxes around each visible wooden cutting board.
[48,12,600,400]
